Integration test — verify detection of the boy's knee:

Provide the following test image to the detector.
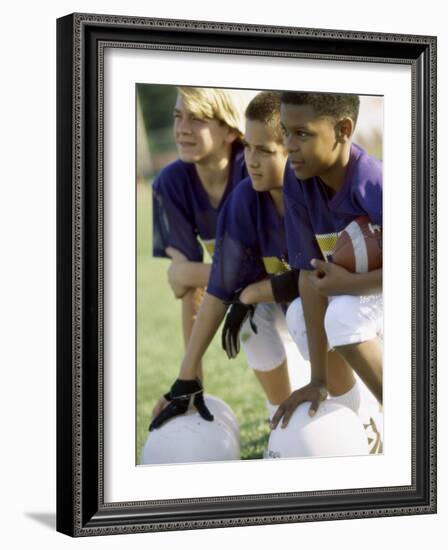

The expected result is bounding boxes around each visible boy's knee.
[285,298,309,360]
[241,303,286,372]
[285,298,304,339]
[325,295,370,348]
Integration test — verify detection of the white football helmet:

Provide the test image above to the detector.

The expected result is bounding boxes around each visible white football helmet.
[355,376,384,454]
[141,394,240,465]
[202,394,240,444]
[266,400,369,459]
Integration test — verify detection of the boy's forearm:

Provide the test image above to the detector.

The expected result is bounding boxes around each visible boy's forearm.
[299,270,329,386]
[165,246,188,263]
[347,268,382,295]
[240,269,301,305]
[180,262,211,289]
[240,279,274,305]
[179,293,227,379]
[168,261,211,294]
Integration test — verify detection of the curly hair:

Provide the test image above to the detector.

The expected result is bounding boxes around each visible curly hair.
[281,91,360,126]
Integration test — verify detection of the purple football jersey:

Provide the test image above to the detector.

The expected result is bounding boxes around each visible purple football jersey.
[207,176,290,302]
[152,142,247,261]
[284,143,382,270]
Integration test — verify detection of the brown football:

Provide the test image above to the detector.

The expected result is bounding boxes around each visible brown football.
[332,216,382,273]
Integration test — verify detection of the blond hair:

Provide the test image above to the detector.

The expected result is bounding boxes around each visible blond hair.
[177,87,247,136]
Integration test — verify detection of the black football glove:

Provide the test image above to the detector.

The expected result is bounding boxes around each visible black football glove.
[221,294,257,359]
[149,378,213,431]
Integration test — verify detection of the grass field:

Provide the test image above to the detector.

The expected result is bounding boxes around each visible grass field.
[136,183,271,462]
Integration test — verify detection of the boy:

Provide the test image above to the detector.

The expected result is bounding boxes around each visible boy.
[150,91,357,430]
[271,91,383,431]
[152,87,248,383]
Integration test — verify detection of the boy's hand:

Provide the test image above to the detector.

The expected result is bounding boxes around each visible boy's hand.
[151,395,170,419]
[270,383,328,429]
[149,378,213,431]
[222,294,257,359]
[309,259,353,296]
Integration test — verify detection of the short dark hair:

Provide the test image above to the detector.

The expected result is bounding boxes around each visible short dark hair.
[281,91,360,126]
[245,91,283,143]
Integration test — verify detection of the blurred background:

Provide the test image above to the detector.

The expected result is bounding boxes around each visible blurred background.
[136,84,383,464]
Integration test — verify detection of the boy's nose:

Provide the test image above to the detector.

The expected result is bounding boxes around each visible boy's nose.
[285,137,299,154]
[177,119,192,134]
[247,153,260,168]
[248,154,259,166]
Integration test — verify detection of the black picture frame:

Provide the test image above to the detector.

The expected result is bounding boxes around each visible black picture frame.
[56,12,437,537]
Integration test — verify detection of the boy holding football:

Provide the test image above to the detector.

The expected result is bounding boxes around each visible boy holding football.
[271,92,383,429]
[150,91,358,430]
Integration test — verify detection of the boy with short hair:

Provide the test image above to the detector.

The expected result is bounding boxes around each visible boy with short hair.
[150,91,357,430]
[271,91,383,430]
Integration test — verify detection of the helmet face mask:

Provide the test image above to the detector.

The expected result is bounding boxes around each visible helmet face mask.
[267,401,369,459]
[141,395,240,465]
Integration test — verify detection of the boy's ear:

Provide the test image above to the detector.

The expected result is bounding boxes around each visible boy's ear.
[336,117,354,142]
[225,127,241,144]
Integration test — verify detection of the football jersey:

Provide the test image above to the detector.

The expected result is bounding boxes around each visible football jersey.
[152,141,247,261]
[207,176,290,302]
[284,143,382,270]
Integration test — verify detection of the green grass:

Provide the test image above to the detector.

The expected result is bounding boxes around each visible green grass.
[136,183,270,462]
